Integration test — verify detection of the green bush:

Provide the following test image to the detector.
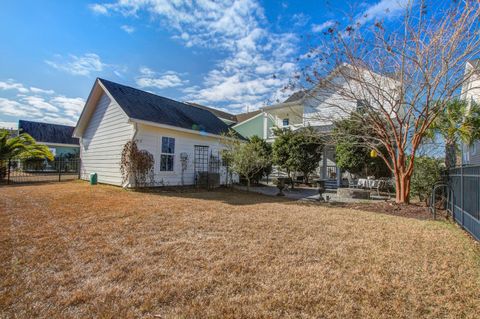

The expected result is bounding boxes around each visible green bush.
[410,156,443,203]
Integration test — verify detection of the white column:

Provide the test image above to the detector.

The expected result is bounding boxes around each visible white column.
[322,148,327,180]
[263,112,268,140]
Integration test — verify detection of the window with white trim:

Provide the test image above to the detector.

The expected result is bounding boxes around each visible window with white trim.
[160,137,175,171]
[282,118,289,126]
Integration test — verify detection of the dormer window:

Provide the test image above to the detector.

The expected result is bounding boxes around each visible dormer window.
[282,118,289,127]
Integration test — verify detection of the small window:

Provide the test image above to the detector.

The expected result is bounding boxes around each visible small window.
[282,118,289,126]
[472,143,477,155]
[160,137,175,171]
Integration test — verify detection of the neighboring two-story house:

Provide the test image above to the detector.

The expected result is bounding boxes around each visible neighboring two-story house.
[461,59,480,165]
[232,63,399,188]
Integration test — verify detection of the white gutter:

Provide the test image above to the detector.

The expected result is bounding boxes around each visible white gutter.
[129,118,238,141]
[37,142,80,148]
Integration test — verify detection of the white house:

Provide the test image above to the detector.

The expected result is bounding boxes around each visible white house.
[461,59,480,165]
[232,63,399,187]
[73,78,239,187]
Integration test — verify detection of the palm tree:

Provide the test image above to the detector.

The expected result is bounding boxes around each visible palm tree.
[0,129,54,179]
[427,99,480,169]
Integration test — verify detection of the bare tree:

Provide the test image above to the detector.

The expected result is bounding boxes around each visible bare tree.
[300,0,480,203]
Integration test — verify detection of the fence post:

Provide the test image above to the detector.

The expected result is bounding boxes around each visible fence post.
[460,165,464,227]
[7,159,11,185]
[78,159,81,180]
[58,159,62,182]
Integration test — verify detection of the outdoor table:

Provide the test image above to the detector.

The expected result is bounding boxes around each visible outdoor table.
[357,178,379,189]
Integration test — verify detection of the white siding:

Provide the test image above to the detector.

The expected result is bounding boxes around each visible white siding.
[80,93,134,185]
[135,124,233,186]
[461,63,480,165]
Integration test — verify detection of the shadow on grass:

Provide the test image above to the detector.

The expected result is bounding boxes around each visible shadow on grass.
[0,179,78,188]
[131,186,298,206]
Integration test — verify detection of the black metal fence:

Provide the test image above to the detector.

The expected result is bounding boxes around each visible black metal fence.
[0,159,80,185]
[447,165,480,241]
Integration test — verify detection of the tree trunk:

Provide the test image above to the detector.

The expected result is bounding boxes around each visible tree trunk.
[246,177,250,191]
[287,170,294,190]
[394,171,411,204]
[445,140,457,170]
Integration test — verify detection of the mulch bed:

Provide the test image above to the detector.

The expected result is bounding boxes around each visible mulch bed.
[327,201,438,220]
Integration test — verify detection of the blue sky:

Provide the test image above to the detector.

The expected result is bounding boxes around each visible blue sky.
[0,0,408,129]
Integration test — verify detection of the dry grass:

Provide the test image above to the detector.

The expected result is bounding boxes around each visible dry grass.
[1,181,479,318]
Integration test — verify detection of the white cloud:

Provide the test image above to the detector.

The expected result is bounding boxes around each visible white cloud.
[50,96,85,117]
[0,79,29,93]
[312,20,335,33]
[292,13,310,27]
[30,87,55,95]
[89,3,109,15]
[135,67,189,90]
[357,0,409,25]
[0,98,32,117]
[90,0,300,112]
[22,96,59,112]
[45,53,105,76]
[121,25,135,33]
[0,121,17,129]
[37,115,77,126]
[0,79,85,127]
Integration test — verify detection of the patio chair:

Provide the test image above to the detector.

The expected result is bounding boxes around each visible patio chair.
[346,173,358,188]
[373,178,391,198]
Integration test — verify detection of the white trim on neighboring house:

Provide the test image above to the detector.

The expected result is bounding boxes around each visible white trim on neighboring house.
[231,112,264,128]
[262,101,300,111]
[129,118,235,141]
[220,118,237,125]
[37,142,79,148]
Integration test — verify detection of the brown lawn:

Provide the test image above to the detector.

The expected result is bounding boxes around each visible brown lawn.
[1,181,479,318]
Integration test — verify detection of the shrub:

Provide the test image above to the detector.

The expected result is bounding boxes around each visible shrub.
[120,140,154,188]
[410,156,443,203]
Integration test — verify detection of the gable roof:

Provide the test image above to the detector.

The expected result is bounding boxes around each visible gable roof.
[97,78,235,137]
[283,90,306,103]
[184,102,237,122]
[234,110,262,123]
[18,120,79,146]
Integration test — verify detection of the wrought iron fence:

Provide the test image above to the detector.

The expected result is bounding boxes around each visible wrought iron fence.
[447,165,480,241]
[0,158,80,185]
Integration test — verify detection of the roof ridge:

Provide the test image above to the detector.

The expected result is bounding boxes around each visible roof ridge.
[18,119,75,129]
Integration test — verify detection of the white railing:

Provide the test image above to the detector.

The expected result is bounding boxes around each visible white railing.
[267,124,305,138]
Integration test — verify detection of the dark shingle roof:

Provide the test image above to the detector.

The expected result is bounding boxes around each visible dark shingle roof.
[283,90,306,103]
[184,102,237,122]
[99,78,233,136]
[234,110,262,123]
[18,120,79,145]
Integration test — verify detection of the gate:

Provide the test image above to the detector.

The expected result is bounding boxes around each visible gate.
[447,165,480,241]
[0,158,80,185]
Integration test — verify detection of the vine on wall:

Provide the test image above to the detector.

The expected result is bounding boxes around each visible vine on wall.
[120,140,154,188]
